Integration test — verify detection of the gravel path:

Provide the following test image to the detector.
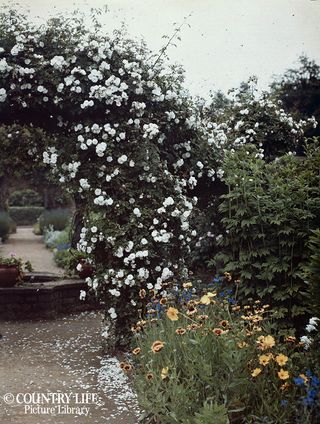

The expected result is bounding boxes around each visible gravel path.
[0,228,140,423]
[0,226,63,275]
[0,312,140,424]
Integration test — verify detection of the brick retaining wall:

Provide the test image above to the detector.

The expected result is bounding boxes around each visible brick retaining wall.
[0,279,102,320]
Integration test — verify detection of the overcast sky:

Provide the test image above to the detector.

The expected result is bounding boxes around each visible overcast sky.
[2,0,320,97]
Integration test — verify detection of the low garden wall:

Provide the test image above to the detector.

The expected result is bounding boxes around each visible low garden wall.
[0,279,101,320]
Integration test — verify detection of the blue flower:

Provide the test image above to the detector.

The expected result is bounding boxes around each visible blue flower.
[302,396,315,406]
[293,377,305,386]
[280,400,288,407]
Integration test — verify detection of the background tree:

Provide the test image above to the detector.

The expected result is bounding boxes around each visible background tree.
[271,55,320,140]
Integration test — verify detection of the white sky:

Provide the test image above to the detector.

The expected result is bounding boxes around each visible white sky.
[2,0,320,97]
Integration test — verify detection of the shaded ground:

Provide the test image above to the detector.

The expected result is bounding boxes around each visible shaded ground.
[0,311,139,424]
[0,226,63,275]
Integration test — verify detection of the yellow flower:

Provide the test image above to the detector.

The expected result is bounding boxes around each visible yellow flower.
[251,368,262,377]
[275,354,288,366]
[151,340,165,353]
[183,282,193,289]
[259,354,272,366]
[237,341,248,349]
[257,335,275,350]
[161,367,169,380]
[167,307,179,321]
[280,382,290,391]
[299,374,308,383]
[200,295,211,305]
[278,369,290,380]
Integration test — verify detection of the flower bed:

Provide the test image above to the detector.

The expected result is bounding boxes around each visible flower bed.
[121,279,320,423]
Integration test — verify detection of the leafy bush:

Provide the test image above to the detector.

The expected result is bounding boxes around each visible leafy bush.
[128,282,320,423]
[212,141,320,327]
[0,211,11,241]
[9,189,43,206]
[9,206,44,225]
[38,209,72,234]
[305,230,320,318]
[43,225,72,269]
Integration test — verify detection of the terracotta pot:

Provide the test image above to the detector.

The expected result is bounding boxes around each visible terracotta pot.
[0,265,20,287]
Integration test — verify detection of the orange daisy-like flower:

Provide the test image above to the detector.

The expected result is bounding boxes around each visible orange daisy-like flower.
[284,336,296,343]
[123,363,133,372]
[175,327,187,335]
[187,307,198,316]
[139,289,146,298]
[183,282,193,289]
[275,354,288,366]
[197,315,209,321]
[160,298,167,306]
[213,328,224,336]
[151,340,165,353]
[119,362,126,369]
[251,368,262,377]
[278,369,290,380]
[146,372,154,381]
[167,307,179,321]
[132,347,141,355]
[219,320,229,328]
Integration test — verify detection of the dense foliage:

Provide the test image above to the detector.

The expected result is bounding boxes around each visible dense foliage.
[212,141,320,327]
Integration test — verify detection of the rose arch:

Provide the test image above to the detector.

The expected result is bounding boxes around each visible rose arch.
[0,9,220,347]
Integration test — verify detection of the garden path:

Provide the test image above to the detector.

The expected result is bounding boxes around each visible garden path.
[0,226,63,275]
[0,311,139,424]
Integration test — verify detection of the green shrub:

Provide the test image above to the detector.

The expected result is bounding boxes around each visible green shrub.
[38,208,72,233]
[43,226,73,270]
[212,141,320,328]
[9,189,43,206]
[129,284,320,423]
[0,211,11,241]
[9,206,44,225]
[305,230,320,318]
